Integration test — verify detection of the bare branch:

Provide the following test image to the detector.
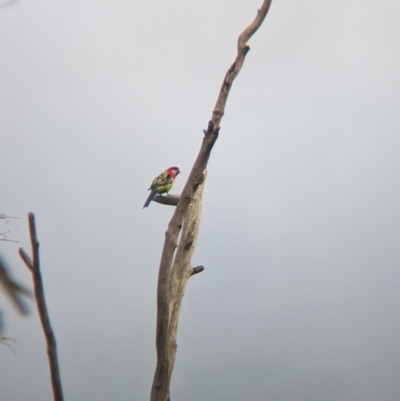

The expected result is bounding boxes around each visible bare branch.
[238,0,273,51]
[191,265,204,276]
[0,231,18,243]
[18,248,34,272]
[0,257,32,316]
[0,214,20,219]
[152,194,180,207]
[19,213,64,401]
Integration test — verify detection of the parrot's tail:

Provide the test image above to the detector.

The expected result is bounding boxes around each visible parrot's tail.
[143,191,157,208]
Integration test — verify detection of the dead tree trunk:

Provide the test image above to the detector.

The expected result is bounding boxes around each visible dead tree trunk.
[150,2,274,400]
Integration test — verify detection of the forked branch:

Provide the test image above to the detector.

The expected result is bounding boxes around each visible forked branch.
[19,213,64,401]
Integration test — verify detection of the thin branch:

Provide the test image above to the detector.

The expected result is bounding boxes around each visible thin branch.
[0,214,20,241]
[18,248,34,272]
[0,257,32,315]
[19,212,64,401]
[0,214,20,219]
[0,337,17,355]
[237,0,273,51]
[0,231,18,243]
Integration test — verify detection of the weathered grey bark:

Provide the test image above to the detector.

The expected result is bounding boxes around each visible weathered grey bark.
[153,194,180,207]
[19,213,64,401]
[150,2,274,400]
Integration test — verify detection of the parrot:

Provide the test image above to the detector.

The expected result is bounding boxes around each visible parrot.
[143,166,180,208]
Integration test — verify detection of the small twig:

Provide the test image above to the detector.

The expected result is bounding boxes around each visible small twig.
[0,214,20,241]
[0,337,17,355]
[191,266,204,276]
[0,214,20,221]
[0,231,18,243]
[19,212,64,401]
[18,248,34,272]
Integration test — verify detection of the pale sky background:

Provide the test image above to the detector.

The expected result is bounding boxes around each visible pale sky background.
[1,0,400,400]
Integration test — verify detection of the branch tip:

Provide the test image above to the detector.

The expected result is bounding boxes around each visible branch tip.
[28,212,39,248]
[18,247,34,272]
[191,266,204,276]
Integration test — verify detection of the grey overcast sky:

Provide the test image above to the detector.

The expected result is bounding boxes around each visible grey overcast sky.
[1,0,400,400]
